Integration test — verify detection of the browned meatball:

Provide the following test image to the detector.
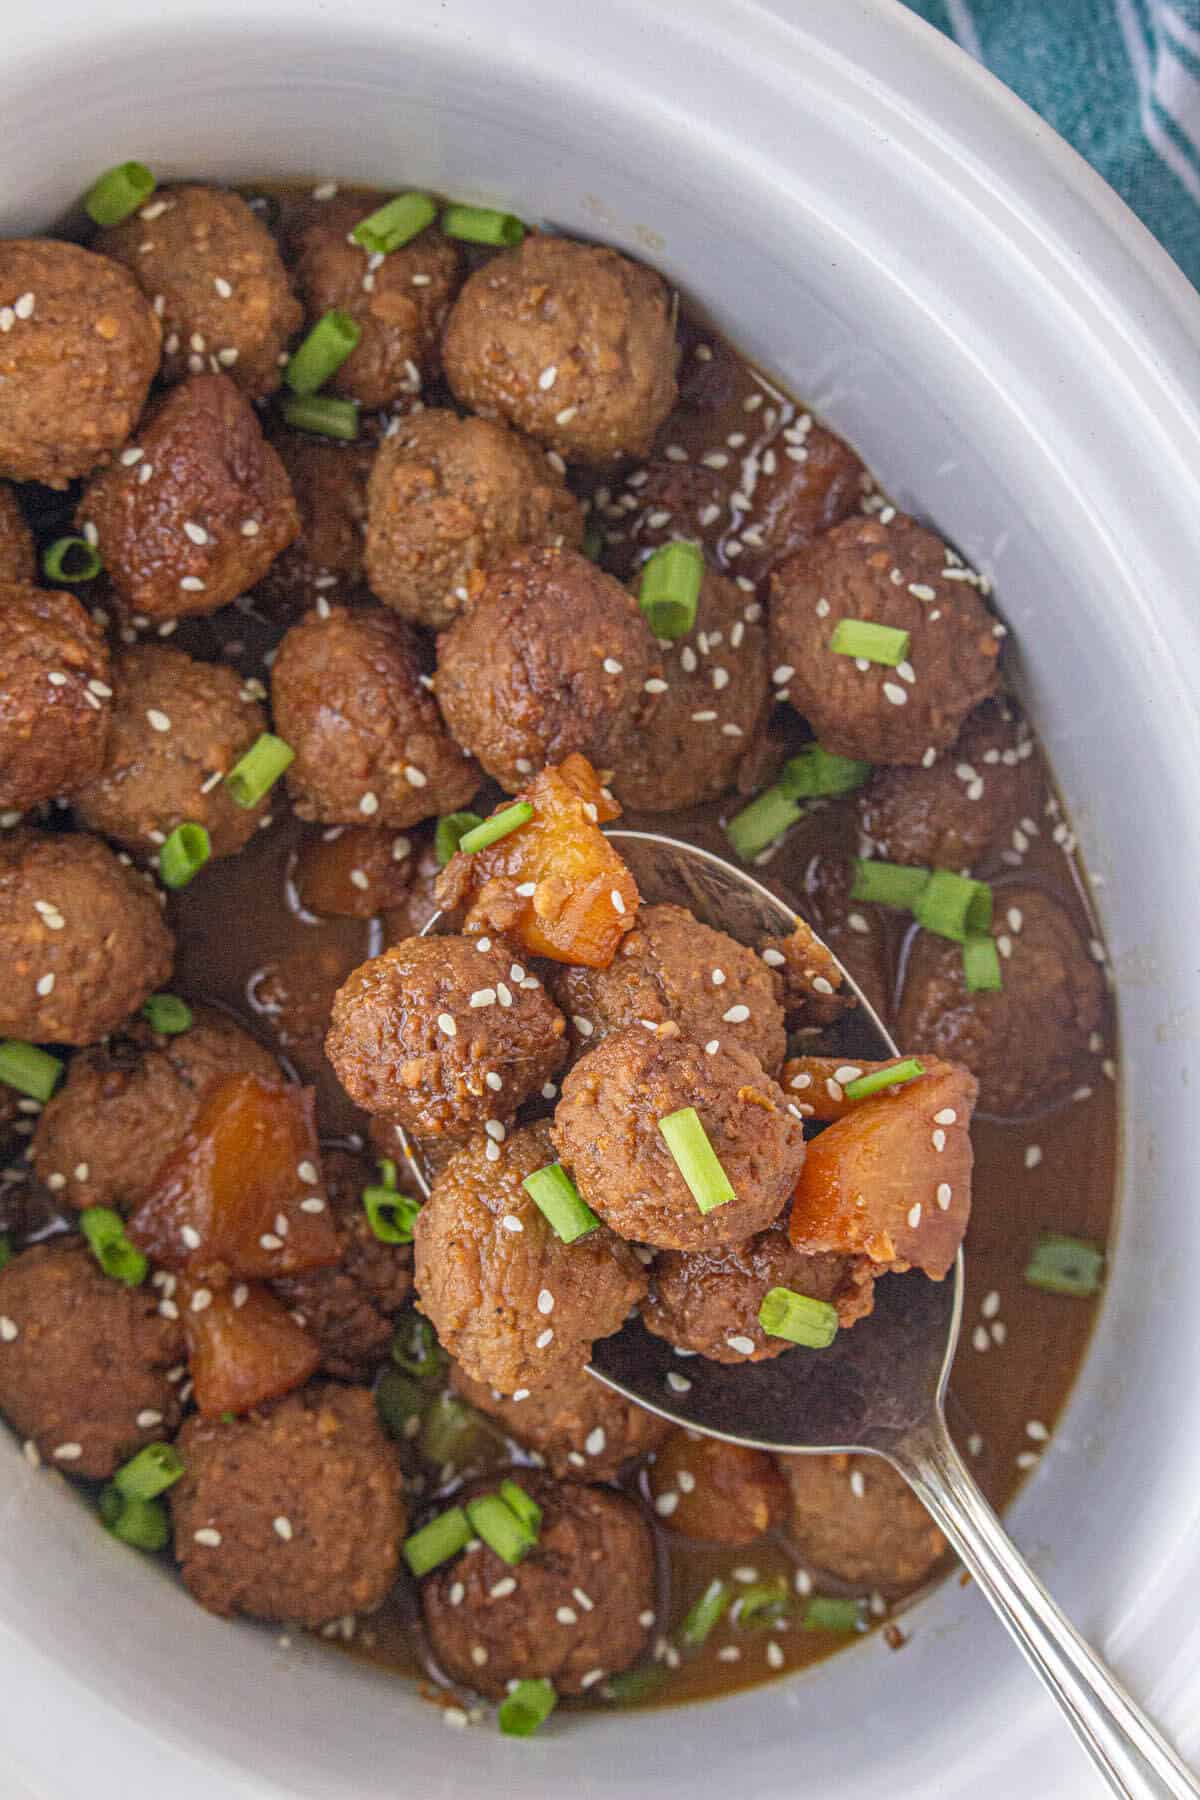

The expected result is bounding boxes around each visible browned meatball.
[272,605,478,827]
[293,823,416,920]
[599,461,728,581]
[30,1007,277,1215]
[548,903,787,1073]
[0,829,173,1045]
[553,1029,806,1252]
[0,583,112,813]
[436,547,656,792]
[799,847,892,1027]
[365,409,584,629]
[0,484,34,581]
[0,1239,184,1478]
[769,514,1001,765]
[647,1432,789,1545]
[443,235,677,465]
[450,1361,670,1482]
[412,1120,646,1394]
[382,833,441,940]
[779,1452,946,1591]
[254,430,373,616]
[289,195,462,407]
[737,419,868,583]
[643,1218,876,1364]
[896,885,1103,1116]
[421,1472,655,1696]
[99,185,302,397]
[72,645,270,858]
[326,934,567,1137]
[170,1384,407,1625]
[0,239,160,485]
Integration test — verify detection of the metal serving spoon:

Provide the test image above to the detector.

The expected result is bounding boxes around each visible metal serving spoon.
[417,830,1197,1797]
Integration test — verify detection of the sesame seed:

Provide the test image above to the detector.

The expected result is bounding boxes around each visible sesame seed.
[933,1108,957,1125]
[834,1065,862,1084]
[0,1317,17,1342]
[441,1708,469,1731]
[655,1491,679,1517]
[22,1439,39,1467]
[515,881,536,898]
[146,709,172,733]
[273,1516,294,1541]
[35,973,55,997]
[190,1287,213,1312]
[666,1371,692,1394]
[555,1607,578,1626]
[497,982,514,1008]
[538,365,558,390]
[300,1197,326,1214]
[766,1641,785,1670]
[179,577,207,593]
[726,1334,756,1356]
[46,671,69,687]
[193,1528,222,1547]
[1024,1144,1043,1170]
[158,1299,179,1320]
[722,1003,750,1023]
[213,276,233,299]
[46,1172,66,1191]
[259,1233,283,1251]
[183,520,209,545]
[761,947,786,967]
[1016,1450,1040,1470]
[537,1289,555,1316]
[908,583,936,601]
[936,1183,952,1210]
[883,681,908,706]
[535,1328,554,1350]
[14,292,35,320]
[0,308,12,332]
[644,677,669,694]
[469,988,496,1008]
[437,1012,457,1038]
[711,968,726,987]
[907,1202,922,1228]
[53,1443,83,1461]
[359,791,379,816]
[181,1225,201,1250]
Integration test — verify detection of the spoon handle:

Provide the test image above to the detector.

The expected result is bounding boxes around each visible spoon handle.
[891,1418,1199,1798]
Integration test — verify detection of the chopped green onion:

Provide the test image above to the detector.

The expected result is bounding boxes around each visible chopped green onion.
[79,1206,147,1287]
[638,540,704,640]
[159,822,211,890]
[420,1392,488,1466]
[830,619,910,667]
[435,810,484,865]
[98,1486,170,1551]
[391,1313,444,1380]
[113,1442,184,1501]
[42,536,103,582]
[458,802,534,854]
[280,393,360,441]
[465,1492,537,1565]
[912,870,993,944]
[725,784,803,862]
[499,1479,542,1536]
[1024,1231,1105,1298]
[779,745,871,801]
[440,204,525,247]
[141,993,193,1036]
[842,1058,926,1102]
[521,1162,600,1243]
[0,1039,63,1103]
[352,191,437,255]
[850,858,930,910]
[601,1664,670,1704]
[376,1156,398,1190]
[402,1505,472,1576]
[284,310,362,396]
[225,734,295,809]
[963,934,1003,993]
[802,1595,867,1634]
[733,1579,793,1630]
[658,1107,735,1215]
[362,1185,421,1243]
[84,161,156,227]
[679,1578,731,1647]
[498,1677,558,1737]
[758,1286,839,1348]
[375,1369,425,1440]
[582,522,605,563]
[0,1235,11,1274]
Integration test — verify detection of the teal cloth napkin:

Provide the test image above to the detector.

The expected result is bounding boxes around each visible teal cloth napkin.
[903,0,1200,284]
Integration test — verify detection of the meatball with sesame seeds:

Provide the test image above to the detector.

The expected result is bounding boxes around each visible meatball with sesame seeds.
[450,1362,671,1483]
[78,374,300,621]
[98,185,302,398]
[293,823,416,920]
[271,605,479,828]
[769,513,1001,765]
[779,1452,946,1592]
[254,428,373,618]
[647,1433,789,1545]
[325,934,568,1138]
[0,583,112,814]
[0,239,161,486]
[0,484,34,582]
[735,418,868,583]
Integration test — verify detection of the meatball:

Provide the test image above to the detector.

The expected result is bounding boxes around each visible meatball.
[170,1384,407,1625]
[412,1119,646,1394]
[72,644,270,858]
[294,823,417,920]
[0,829,173,1045]
[0,583,112,814]
[450,1362,670,1482]
[644,1218,877,1364]
[896,885,1103,1116]
[436,547,655,792]
[98,184,302,397]
[254,430,373,616]
[421,1472,654,1696]
[78,373,300,622]
[249,942,362,1094]
[769,514,1000,765]
[365,409,584,630]
[326,934,567,1137]
[0,483,34,581]
[0,1239,184,1478]
[592,461,725,582]
[381,833,441,940]
[0,239,160,485]
[737,419,868,583]
[273,1151,413,1380]
[800,847,892,1027]
[272,606,478,827]
[647,1432,788,1544]
[30,1007,277,1215]
[780,1452,945,1591]
[553,1029,806,1252]
[289,195,462,407]
[443,235,677,464]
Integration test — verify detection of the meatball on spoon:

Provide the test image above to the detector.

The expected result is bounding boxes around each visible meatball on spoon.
[410,830,1193,1799]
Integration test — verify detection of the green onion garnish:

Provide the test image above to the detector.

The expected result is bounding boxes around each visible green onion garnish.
[42,536,103,583]
[638,540,704,640]
[679,1578,731,1647]
[521,1162,601,1243]
[601,1664,670,1704]
[0,1236,11,1274]
[842,1058,925,1102]
[391,1313,445,1379]
[280,394,360,441]
[352,192,437,255]
[376,1156,399,1191]
[402,1505,472,1577]
[733,1579,792,1630]
[375,1369,425,1440]
[850,858,930,911]
[159,822,211,890]
[79,1206,148,1287]
[725,785,803,862]
[141,993,193,1036]
[658,1107,735,1215]
[778,745,872,801]
[0,1039,64,1103]
[362,1185,421,1243]
[963,934,1003,993]
[419,1392,486,1466]
[582,522,605,563]
[802,1595,866,1634]
[758,1286,839,1349]
[84,161,156,227]
[912,870,993,944]
[499,1479,542,1536]
[284,310,362,396]
[435,811,484,865]
[113,1442,184,1501]
[498,1677,558,1737]
[440,204,525,247]
[830,619,910,667]
[98,1486,170,1552]
[225,734,295,809]
[1024,1231,1105,1298]
[465,1492,538,1565]
[458,802,534,855]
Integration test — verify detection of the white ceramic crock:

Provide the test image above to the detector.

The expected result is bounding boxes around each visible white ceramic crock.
[3,2,1200,1794]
